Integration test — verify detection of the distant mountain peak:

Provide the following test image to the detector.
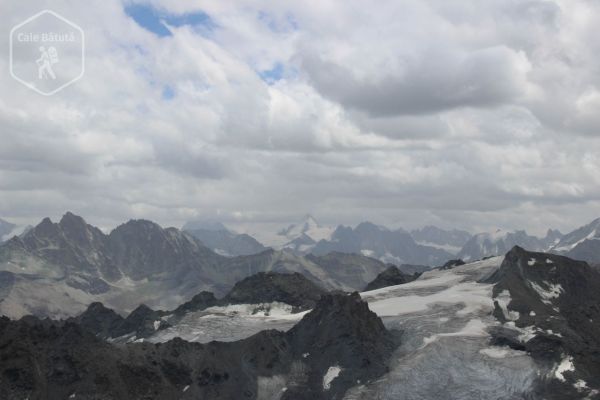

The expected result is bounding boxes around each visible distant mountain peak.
[276,214,334,251]
[0,218,17,242]
[60,211,86,224]
[302,213,318,225]
[279,214,321,236]
[182,219,230,232]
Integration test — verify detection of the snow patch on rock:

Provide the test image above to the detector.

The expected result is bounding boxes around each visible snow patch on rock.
[554,355,574,382]
[530,281,563,304]
[323,366,341,390]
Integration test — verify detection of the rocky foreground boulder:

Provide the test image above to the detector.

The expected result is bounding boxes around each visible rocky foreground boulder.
[0,292,398,400]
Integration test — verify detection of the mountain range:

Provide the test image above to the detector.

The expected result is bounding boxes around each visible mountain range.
[2,244,600,398]
[457,229,563,262]
[180,214,600,267]
[410,225,472,253]
[0,212,394,319]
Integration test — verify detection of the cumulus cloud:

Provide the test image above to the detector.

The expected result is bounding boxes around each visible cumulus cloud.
[0,0,599,236]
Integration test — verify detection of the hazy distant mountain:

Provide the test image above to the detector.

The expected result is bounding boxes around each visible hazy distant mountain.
[222,249,390,293]
[551,217,600,264]
[279,214,333,241]
[186,228,267,257]
[182,219,229,232]
[311,222,453,266]
[0,213,392,319]
[410,226,472,254]
[182,219,267,257]
[0,219,15,240]
[457,229,562,262]
[0,219,31,243]
[183,219,268,256]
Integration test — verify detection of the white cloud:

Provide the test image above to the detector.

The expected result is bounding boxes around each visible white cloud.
[0,0,599,236]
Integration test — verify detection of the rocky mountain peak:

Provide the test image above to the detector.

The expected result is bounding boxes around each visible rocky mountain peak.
[486,246,600,398]
[72,302,125,339]
[288,292,391,346]
[59,211,87,228]
[31,216,60,239]
[284,292,398,399]
[173,291,218,315]
[223,271,326,311]
[364,265,419,291]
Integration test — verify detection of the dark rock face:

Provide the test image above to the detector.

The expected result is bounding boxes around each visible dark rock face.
[222,272,326,312]
[71,302,124,338]
[283,292,398,400]
[107,221,224,281]
[485,246,600,399]
[71,302,170,340]
[185,228,267,257]
[111,304,170,338]
[0,293,398,400]
[363,265,419,291]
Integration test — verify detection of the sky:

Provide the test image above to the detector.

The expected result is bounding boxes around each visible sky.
[1,0,600,237]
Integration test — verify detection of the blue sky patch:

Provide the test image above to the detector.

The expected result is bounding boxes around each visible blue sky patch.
[125,4,215,37]
[259,62,285,84]
[162,85,176,100]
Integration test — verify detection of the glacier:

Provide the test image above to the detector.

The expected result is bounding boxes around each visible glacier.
[143,256,546,399]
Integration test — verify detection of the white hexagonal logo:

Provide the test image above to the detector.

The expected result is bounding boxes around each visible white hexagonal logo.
[9,10,85,96]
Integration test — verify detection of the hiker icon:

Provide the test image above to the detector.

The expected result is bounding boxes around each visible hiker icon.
[36,46,59,80]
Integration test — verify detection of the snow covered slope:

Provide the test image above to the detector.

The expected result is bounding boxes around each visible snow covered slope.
[550,217,600,263]
[346,256,542,399]
[142,250,600,399]
[25,247,599,399]
[552,218,600,253]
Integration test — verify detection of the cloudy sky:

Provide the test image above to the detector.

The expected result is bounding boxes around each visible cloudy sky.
[1,0,599,237]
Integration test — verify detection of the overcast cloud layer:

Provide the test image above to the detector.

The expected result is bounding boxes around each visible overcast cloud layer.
[1,0,599,236]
